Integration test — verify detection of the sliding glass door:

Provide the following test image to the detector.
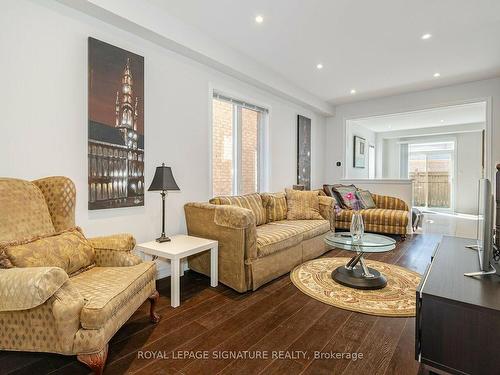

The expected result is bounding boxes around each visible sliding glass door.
[408,141,455,210]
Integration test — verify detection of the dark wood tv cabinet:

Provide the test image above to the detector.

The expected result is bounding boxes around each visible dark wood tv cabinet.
[416,236,500,375]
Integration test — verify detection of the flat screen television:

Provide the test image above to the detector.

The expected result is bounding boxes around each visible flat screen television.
[475,179,495,272]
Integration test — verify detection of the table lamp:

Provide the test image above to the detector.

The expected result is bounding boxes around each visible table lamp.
[148,163,180,242]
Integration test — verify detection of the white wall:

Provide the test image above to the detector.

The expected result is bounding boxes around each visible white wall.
[344,123,376,179]
[326,77,500,184]
[0,1,326,250]
[456,131,483,214]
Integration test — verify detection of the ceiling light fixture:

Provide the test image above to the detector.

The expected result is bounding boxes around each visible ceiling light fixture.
[440,119,445,123]
[255,15,264,24]
[316,63,323,69]
[433,72,441,78]
[350,89,357,95]
[421,33,432,40]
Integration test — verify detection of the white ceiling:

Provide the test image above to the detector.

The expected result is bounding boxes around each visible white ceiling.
[148,0,500,105]
[350,101,486,132]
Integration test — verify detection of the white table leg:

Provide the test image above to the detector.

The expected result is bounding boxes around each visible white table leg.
[210,245,218,287]
[171,258,180,308]
[180,258,186,276]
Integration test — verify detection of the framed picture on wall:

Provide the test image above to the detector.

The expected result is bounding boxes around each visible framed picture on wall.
[353,135,366,168]
[297,115,311,190]
[88,37,145,210]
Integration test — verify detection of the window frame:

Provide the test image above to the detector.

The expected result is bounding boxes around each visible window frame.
[210,90,269,197]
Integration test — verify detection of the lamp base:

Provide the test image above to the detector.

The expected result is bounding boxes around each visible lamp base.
[156,235,171,243]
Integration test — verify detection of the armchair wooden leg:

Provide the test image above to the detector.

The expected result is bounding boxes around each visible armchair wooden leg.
[148,290,161,323]
[77,344,108,375]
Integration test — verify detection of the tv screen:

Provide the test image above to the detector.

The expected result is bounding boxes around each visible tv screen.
[477,179,494,272]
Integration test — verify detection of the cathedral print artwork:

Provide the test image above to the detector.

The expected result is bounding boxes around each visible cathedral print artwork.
[88,38,144,210]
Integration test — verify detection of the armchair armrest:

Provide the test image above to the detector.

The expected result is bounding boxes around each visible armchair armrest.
[184,202,257,292]
[0,267,68,312]
[372,194,409,211]
[88,233,135,251]
[89,234,142,267]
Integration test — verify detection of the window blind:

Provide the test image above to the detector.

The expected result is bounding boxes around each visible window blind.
[213,92,269,113]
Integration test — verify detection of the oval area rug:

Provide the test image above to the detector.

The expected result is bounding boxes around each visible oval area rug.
[290,257,421,317]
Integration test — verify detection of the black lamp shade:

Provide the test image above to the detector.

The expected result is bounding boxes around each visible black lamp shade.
[148,164,180,191]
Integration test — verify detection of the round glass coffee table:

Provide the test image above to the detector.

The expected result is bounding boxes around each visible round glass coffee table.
[325,232,396,290]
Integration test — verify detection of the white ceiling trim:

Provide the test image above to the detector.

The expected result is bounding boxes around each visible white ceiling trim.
[55,0,335,116]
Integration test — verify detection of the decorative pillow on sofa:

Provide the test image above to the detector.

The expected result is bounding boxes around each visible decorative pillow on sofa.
[285,189,323,220]
[1,227,95,276]
[322,185,340,206]
[356,190,377,209]
[260,192,287,222]
[210,193,266,226]
[327,184,358,209]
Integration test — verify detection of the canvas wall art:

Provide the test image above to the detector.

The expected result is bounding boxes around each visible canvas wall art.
[297,115,311,190]
[88,38,144,210]
[353,135,366,168]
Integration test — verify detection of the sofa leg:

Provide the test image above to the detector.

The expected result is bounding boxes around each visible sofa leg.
[401,234,407,241]
[77,344,108,375]
[148,290,161,323]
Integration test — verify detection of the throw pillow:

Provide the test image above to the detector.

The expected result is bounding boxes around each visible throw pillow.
[285,189,323,220]
[322,185,340,206]
[210,193,266,226]
[331,184,358,209]
[356,190,377,209]
[1,227,95,276]
[260,192,287,222]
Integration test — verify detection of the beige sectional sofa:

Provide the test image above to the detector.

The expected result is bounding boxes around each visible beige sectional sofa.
[184,192,335,292]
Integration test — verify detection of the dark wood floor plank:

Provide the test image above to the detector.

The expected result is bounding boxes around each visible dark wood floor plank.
[285,307,352,366]
[219,298,330,374]
[341,317,407,375]
[106,293,231,365]
[138,280,298,373]
[104,321,207,375]
[383,318,420,375]
[299,312,378,375]
[179,288,309,374]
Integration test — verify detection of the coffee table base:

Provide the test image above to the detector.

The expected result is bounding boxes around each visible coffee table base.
[332,265,387,290]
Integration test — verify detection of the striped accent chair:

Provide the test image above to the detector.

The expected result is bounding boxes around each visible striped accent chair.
[185,191,334,292]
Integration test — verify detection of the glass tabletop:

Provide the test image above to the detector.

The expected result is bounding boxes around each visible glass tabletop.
[324,232,396,253]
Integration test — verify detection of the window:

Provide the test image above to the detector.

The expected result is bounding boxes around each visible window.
[408,141,455,210]
[211,92,267,196]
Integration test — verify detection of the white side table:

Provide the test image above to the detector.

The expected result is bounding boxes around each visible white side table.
[137,235,218,308]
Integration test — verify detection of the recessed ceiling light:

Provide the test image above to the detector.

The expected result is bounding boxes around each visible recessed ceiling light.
[350,89,357,95]
[255,15,264,24]
[433,72,441,78]
[421,33,432,40]
[316,63,323,69]
[440,119,445,123]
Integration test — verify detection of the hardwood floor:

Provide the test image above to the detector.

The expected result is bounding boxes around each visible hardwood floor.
[1,233,440,375]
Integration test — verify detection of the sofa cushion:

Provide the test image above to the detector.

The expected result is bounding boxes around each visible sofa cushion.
[269,220,330,240]
[356,190,376,209]
[210,193,266,226]
[337,209,409,227]
[2,227,95,276]
[0,178,55,242]
[256,223,303,257]
[328,184,358,209]
[261,192,287,222]
[285,189,323,220]
[71,262,156,329]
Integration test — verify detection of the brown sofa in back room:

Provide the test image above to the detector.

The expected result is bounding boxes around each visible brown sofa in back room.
[184,192,335,292]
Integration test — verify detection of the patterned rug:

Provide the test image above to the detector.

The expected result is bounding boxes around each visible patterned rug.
[290,257,421,317]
